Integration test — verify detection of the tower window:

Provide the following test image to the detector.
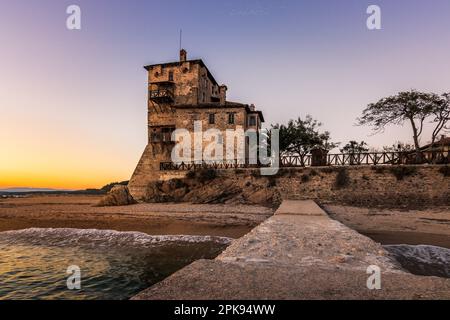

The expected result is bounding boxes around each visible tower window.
[249,116,256,126]
[168,71,174,81]
[209,113,215,125]
[228,113,235,125]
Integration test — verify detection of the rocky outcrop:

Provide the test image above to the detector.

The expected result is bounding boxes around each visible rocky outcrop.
[143,169,281,208]
[96,185,136,207]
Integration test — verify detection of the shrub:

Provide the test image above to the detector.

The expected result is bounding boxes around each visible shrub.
[362,174,370,181]
[288,169,298,178]
[335,168,350,189]
[439,166,450,177]
[322,167,334,174]
[197,169,217,183]
[309,169,318,177]
[100,180,129,193]
[275,169,288,177]
[251,170,260,178]
[301,174,310,183]
[389,166,417,181]
[267,176,277,187]
[171,178,186,189]
[186,170,196,179]
[371,166,386,174]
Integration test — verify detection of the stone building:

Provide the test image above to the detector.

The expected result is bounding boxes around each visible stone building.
[128,50,265,200]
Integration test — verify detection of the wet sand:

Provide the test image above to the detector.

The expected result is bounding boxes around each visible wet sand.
[362,231,450,248]
[0,195,273,238]
[324,204,450,248]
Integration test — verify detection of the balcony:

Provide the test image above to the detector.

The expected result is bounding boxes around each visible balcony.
[149,88,174,103]
[149,81,175,103]
[150,128,175,144]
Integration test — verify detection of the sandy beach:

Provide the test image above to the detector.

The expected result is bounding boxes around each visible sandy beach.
[0,195,273,238]
[1,194,450,247]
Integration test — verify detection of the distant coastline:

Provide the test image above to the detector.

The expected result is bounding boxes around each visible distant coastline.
[0,181,129,197]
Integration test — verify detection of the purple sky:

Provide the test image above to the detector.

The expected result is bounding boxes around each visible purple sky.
[1,0,450,188]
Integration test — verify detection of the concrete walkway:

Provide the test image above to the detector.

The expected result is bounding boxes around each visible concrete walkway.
[133,200,450,300]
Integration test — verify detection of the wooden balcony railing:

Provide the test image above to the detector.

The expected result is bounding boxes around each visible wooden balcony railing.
[149,88,174,103]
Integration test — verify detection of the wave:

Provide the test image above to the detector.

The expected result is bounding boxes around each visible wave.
[384,244,450,278]
[0,228,233,249]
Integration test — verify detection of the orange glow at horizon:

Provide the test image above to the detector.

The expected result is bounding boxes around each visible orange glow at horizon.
[0,115,140,190]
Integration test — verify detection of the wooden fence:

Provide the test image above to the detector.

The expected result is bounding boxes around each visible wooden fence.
[160,150,449,171]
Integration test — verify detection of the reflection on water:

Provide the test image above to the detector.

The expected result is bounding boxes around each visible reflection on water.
[0,228,232,300]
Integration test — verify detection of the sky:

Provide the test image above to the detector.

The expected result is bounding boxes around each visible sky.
[1,0,450,189]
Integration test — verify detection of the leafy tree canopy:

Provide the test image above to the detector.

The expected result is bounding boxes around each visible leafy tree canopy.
[340,141,369,154]
[269,115,338,160]
[358,90,446,151]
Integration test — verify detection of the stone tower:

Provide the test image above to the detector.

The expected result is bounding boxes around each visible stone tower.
[128,50,264,200]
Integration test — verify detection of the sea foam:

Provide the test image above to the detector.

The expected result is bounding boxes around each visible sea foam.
[385,244,450,278]
[0,228,233,248]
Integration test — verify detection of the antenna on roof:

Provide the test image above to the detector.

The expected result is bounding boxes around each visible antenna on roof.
[179,29,182,51]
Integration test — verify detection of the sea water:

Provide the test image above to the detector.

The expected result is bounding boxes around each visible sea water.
[384,244,450,278]
[0,228,232,300]
[1,228,449,300]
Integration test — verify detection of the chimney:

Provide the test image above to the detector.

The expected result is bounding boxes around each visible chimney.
[180,49,187,62]
[219,85,228,105]
[249,104,255,111]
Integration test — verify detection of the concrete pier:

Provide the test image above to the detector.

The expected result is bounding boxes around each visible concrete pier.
[133,200,450,300]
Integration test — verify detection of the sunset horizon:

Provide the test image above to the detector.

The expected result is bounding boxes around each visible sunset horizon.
[2,0,450,189]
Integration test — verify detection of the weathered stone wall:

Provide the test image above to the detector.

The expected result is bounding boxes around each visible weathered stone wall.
[175,107,247,131]
[148,62,203,106]
[138,165,450,208]
[128,144,174,199]
[175,107,248,159]
[271,165,450,207]
[147,61,221,108]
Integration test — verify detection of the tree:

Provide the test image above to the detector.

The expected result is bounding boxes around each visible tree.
[269,115,338,166]
[430,93,450,148]
[383,141,415,152]
[340,141,369,154]
[357,90,442,153]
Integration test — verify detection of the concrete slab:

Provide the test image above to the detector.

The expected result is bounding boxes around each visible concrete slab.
[275,200,326,216]
[217,213,400,271]
[132,259,450,300]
